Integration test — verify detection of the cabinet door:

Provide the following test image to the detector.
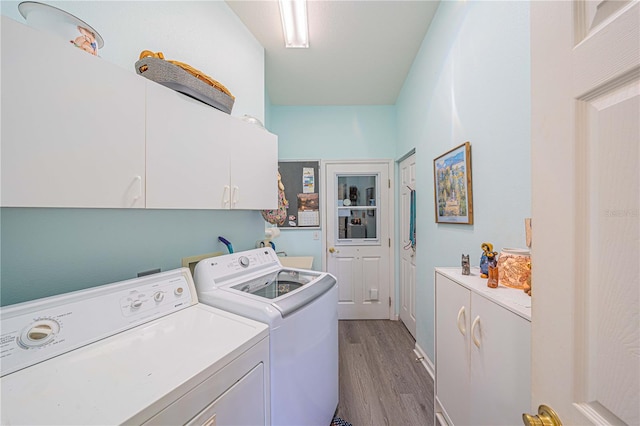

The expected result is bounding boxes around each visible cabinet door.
[227,119,278,210]
[469,292,531,425]
[146,83,231,209]
[435,273,471,426]
[1,17,146,208]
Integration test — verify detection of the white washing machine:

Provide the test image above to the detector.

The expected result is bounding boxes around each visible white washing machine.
[0,268,270,425]
[194,247,338,426]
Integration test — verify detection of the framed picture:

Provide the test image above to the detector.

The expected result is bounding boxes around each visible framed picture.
[433,141,473,224]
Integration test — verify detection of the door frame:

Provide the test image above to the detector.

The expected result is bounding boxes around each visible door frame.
[321,159,395,320]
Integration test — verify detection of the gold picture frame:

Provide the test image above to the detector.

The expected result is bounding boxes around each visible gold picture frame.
[433,141,473,224]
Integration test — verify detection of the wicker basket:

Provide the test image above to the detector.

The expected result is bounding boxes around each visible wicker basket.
[135,51,235,114]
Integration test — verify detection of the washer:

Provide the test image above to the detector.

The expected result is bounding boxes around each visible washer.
[0,268,270,425]
[194,247,338,426]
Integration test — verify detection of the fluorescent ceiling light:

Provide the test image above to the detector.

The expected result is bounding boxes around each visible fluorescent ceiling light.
[279,0,309,48]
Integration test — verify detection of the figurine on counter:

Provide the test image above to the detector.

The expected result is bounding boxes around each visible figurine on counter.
[461,254,470,275]
[479,242,498,278]
[487,265,499,288]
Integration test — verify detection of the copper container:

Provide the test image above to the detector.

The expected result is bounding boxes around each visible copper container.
[497,248,531,289]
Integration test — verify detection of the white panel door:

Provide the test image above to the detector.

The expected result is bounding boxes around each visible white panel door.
[145,82,231,209]
[1,17,145,208]
[325,161,393,319]
[399,153,417,338]
[530,1,639,424]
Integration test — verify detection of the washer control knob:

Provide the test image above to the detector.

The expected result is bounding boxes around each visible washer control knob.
[130,299,143,309]
[239,256,250,268]
[174,287,184,296]
[153,291,165,302]
[19,319,60,348]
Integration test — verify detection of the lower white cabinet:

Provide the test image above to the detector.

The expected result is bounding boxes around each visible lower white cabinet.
[435,267,531,426]
[145,82,278,210]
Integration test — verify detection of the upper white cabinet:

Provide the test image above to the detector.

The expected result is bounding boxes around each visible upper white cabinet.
[225,115,278,210]
[435,267,531,426]
[145,83,277,210]
[1,17,278,211]
[1,17,146,208]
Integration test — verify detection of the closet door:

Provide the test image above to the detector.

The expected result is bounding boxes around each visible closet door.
[1,17,145,208]
[145,82,231,209]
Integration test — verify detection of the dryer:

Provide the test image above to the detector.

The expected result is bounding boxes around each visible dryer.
[194,247,338,426]
[0,268,270,425]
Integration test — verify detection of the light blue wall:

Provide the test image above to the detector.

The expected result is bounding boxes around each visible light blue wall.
[1,2,268,306]
[266,106,397,269]
[0,208,265,306]
[396,1,531,361]
[269,106,397,159]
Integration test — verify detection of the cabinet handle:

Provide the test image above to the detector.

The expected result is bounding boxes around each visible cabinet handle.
[132,175,142,203]
[202,413,217,426]
[222,185,230,207]
[471,315,481,348]
[456,306,466,335]
[232,185,239,206]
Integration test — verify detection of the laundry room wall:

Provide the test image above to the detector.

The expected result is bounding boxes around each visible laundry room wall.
[266,105,397,269]
[395,1,531,363]
[0,2,268,306]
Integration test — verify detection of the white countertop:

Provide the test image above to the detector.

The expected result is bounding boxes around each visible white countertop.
[436,267,532,321]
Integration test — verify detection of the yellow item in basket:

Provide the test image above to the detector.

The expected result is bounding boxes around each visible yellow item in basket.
[138,50,235,100]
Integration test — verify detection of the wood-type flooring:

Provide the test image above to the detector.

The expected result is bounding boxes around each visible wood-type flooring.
[335,320,434,426]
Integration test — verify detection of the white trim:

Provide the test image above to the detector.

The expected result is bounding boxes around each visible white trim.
[414,342,435,380]
[396,148,416,163]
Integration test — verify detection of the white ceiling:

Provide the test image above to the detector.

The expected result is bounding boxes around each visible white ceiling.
[226,0,440,106]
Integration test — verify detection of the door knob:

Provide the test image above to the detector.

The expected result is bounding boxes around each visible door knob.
[329,247,336,253]
[522,405,562,426]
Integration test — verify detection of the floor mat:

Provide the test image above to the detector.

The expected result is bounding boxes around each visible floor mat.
[331,417,353,426]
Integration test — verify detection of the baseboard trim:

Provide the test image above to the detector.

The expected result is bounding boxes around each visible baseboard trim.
[413,342,435,380]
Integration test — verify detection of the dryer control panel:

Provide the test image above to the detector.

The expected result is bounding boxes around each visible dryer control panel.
[0,268,197,377]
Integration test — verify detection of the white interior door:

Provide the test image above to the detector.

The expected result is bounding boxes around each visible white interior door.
[325,161,393,320]
[530,1,639,425]
[399,153,417,338]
